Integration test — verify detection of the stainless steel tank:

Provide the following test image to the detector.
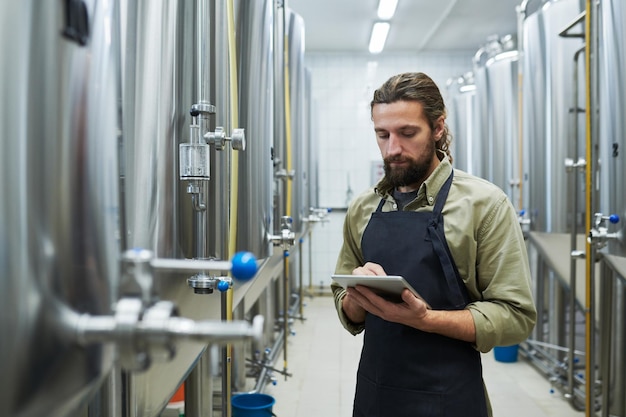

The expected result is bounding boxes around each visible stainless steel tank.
[599,0,626,258]
[473,35,520,208]
[286,8,307,237]
[0,1,120,416]
[598,0,626,414]
[446,73,479,175]
[520,6,547,228]
[118,1,224,415]
[305,69,319,211]
[522,0,585,233]
[236,0,275,259]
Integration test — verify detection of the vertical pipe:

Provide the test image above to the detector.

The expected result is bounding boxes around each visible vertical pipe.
[598,262,613,417]
[516,3,526,213]
[224,0,240,413]
[568,46,586,404]
[536,260,547,343]
[584,0,595,415]
[308,228,313,293]
[186,1,215,416]
[283,249,290,378]
[298,236,304,319]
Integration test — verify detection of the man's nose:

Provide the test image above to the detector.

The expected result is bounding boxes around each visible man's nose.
[386,134,402,156]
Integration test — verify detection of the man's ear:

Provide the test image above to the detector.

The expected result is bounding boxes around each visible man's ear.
[434,116,445,140]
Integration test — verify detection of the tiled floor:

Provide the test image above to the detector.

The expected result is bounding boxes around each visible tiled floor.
[264,295,584,417]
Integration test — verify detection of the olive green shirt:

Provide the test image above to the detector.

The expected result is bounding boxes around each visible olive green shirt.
[331,157,537,353]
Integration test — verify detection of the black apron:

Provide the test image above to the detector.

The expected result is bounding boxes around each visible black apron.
[353,171,488,417]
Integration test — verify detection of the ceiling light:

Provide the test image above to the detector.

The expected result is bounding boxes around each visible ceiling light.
[369,22,390,54]
[377,0,398,20]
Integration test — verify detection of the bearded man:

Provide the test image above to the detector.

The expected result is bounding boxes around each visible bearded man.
[331,72,536,417]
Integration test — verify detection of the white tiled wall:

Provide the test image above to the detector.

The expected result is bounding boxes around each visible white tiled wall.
[305,52,475,289]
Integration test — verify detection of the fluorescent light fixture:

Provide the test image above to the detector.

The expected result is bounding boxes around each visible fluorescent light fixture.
[377,0,398,20]
[369,22,390,54]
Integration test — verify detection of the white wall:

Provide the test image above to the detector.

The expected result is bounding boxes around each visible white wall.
[304,51,475,291]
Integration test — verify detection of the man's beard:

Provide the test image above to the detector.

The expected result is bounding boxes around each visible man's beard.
[383,138,436,188]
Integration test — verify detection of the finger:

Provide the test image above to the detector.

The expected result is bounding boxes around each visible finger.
[353,285,388,316]
[362,262,387,276]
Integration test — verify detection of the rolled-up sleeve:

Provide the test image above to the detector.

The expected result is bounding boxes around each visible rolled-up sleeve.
[466,195,537,353]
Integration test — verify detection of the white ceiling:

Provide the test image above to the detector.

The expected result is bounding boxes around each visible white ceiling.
[287,0,527,53]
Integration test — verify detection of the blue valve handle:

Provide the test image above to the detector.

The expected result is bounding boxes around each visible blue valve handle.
[609,214,620,224]
[217,280,230,292]
[230,251,257,281]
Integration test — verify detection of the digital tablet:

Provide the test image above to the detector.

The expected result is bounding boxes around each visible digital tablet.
[332,274,430,307]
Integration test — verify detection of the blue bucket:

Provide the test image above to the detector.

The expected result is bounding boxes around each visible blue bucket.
[493,344,519,363]
[231,393,276,417]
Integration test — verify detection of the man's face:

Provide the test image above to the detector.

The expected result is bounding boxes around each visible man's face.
[372,100,443,191]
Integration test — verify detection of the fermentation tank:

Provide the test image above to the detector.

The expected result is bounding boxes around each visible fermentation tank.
[118,1,231,415]
[520,5,546,228]
[0,1,120,416]
[473,35,520,208]
[237,0,275,260]
[598,0,626,259]
[522,0,585,233]
[287,8,308,237]
[305,69,319,210]
[446,73,479,175]
[597,0,626,414]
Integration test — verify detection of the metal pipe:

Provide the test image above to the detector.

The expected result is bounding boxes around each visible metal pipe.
[77,314,264,345]
[222,288,230,417]
[308,228,313,293]
[583,1,596,415]
[567,45,586,406]
[598,260,612,417]
[298,236,305,320]
[244,293,300,394]
[559,12,587,38]
[186,0,216,413]
[282,249,290,379]
[150,258,233,272]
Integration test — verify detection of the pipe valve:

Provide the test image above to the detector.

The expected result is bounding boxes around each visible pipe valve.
[588,212,621,249]
[75,299,264,372]
[303,207,332,224]
[270,216,295,250]
[73,250,261,371]
[205,127,246,151]
[187,275,232,295]
[518,209,531,237]
[564,157,587,173]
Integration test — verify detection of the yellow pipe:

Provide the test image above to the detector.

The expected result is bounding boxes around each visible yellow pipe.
[584,1,593,415]
[517,71,524,212]
[226,0,239,415]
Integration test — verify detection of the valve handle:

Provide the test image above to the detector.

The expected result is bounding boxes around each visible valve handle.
[217,280,230,292]
[609,214,620,224]
[230,251,257,282]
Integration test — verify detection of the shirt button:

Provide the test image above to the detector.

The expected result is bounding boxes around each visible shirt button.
[428,196,434,203]
[392,203,398,209]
